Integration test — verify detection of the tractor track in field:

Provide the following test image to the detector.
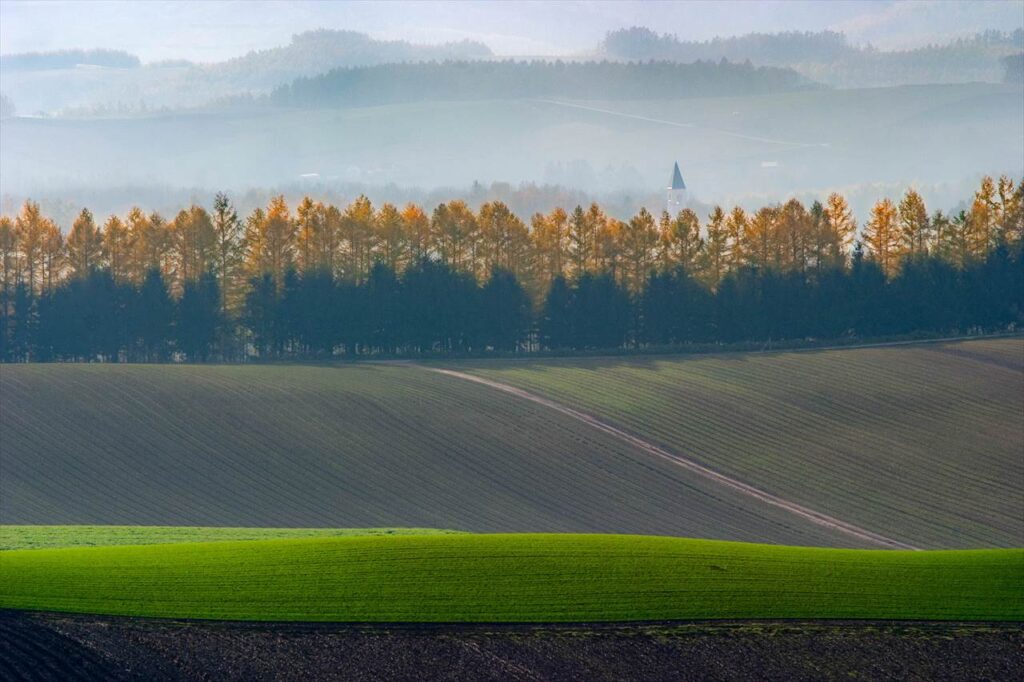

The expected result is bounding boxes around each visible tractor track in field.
[424,366,920,551]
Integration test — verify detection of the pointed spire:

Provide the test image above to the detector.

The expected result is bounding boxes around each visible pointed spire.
[670,162,686,190]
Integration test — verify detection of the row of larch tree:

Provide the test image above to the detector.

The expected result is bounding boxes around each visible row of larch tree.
[0,175,1021,361]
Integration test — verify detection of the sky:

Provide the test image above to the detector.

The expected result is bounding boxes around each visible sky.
[2,0,1022,63]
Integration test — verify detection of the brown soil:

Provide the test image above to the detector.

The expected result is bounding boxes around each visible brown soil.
[2,611,1021,681]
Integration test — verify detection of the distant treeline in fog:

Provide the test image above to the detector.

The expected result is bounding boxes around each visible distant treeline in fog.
[270,59,811,108]
[213,29,492,88]
[1,176,1020,361]
[600,27,1024,87]
[3,26,1021,116]
[1003,54,1024,84]
[0,30,494,114]
[0,48,141,71]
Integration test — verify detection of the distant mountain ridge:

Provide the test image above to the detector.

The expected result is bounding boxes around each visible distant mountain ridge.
[208,29,492,91]
[4,26,1022,116]
[1,29,493,114]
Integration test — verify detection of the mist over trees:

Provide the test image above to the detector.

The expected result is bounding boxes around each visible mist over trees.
[0,30,494,115]
[210,29,492,94]
[1,176,1020,361]
[271,59,812,108]
[0,94,15,119]
[3,24,1022,116]
[0,49,141,71]
[602,28,855,63]
[599,27,1024,87]
[1004,54,1024,84]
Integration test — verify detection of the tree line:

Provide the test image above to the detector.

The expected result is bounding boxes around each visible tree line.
[600,27,1024,87]
[270,58,809,108]
[602,28,856,64]
[1,175,1021,362]
[602,27,1023,66]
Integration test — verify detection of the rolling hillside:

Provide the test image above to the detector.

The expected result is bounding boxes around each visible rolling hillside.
[459,337,1024,549]
[2,534,1020,622]
[0,363,844,546]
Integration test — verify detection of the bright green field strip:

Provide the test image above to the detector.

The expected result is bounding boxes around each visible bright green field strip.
[459,338,1024,549]
[1,535,1021,622]
[0,526,462,551]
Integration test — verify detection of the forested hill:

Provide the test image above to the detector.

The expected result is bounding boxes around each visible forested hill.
[270,59,812,108]
[602,29,856,64]
[599,27,1024,87]
[1,30,494,115]
[209,29,493,93]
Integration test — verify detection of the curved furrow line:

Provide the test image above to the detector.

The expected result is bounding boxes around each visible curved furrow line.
[424,366,919,550]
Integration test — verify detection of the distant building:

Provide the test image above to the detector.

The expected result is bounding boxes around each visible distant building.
[666,161,687,215]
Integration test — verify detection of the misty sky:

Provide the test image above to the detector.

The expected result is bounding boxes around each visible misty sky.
[2,0,1022,62]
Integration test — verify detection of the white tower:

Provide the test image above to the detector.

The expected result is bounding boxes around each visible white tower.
[666,161,687,215]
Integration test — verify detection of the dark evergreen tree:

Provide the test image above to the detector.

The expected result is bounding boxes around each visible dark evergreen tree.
[812,265,853,339]
[963,244,1020,330]
[177,272,221,362]
[364,263,402,354]
[716,267,764,342]
[279,269,303,356]
[8,281,33,361]
[570,272,631,349]
[133,268,173,361]
[401,259,480,353]
[641,267,713,344]
[892,255,960,334]
[244,274,281,359]
[279,269,342,357]
[539,275,572,350]
[38,270,128,361]
[849,247,888,337]
[335,277,364,356]
[480,268,531,352]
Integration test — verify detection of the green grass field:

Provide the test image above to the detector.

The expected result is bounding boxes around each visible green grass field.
[460,338,1024,549]
[1,363,843,546]
[1,533,1020,622]
[0,526,460,551]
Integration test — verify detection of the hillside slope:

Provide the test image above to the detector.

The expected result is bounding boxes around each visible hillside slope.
[460,338,1024,549]
[0,363,843,546]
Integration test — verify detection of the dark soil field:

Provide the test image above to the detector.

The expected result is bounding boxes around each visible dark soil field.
[462,337,1024,549]
[3,338,1022,548]
[0,363,849,546]
[1,611,1021,682]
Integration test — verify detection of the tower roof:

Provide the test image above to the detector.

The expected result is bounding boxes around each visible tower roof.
[670,162,686,190]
